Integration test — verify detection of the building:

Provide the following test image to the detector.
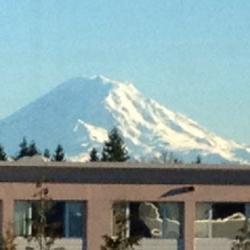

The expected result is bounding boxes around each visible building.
[0,160,250,250]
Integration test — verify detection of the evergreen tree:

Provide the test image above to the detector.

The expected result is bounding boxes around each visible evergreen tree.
[28,140,40,157]
[16,138,41,160]
[101,127,129,162]
[0,144,7,161]
[52,144,65,161]
[16,137,29,160]
[43,149,51,159]
[195,155,202,164]
[89,148,99,162]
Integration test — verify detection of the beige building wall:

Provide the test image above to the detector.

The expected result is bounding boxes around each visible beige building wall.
[0,182,249,250]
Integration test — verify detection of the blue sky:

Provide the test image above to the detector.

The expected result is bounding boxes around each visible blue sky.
[0,0,250,145]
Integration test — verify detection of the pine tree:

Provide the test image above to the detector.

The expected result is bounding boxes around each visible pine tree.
[0,144,7,161]
[101,127,129,162]
[89,148,99,162]
[43,149,50,159]
[16,138,41,160]
[195,155,202,164]
[28,140,40,157]
[52,144,65,161]
[16,137,29,160]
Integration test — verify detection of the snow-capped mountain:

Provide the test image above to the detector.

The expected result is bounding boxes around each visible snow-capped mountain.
[1,75,250,163]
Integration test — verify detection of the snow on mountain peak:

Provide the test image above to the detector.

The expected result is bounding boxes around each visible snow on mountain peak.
[75,120,108,144]
[0,75,250,164]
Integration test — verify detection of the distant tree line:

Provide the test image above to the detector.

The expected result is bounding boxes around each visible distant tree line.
[0,126,202,164]
[89,127,202,164]
[0,127,129,162]
[89,127,202,163]
[159,150,202,164]
[0,137,65,162]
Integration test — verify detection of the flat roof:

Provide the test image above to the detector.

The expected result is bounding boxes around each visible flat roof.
[1,159,250,169]
[0,161,249,185]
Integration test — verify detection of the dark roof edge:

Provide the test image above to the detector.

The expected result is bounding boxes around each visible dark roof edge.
[0,164,249,185]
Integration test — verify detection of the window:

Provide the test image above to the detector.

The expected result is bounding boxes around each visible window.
[195,202,250,239]
[14,201,86,238]
[113,202,184,239]
[15,201,32,236]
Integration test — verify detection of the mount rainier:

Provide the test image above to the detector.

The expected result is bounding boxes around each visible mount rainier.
[1,75,250,164]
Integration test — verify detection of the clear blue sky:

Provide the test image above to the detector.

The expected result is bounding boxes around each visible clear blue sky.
[0,0,250,145]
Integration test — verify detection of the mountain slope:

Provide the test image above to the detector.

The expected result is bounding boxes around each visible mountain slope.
[1,75,250,163]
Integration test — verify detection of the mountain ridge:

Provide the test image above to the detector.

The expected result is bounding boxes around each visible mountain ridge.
[1,75,250,164]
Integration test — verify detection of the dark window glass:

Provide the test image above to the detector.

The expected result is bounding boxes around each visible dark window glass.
[212,203,245,219]
[15,201,85,238]
[113,202,184,239]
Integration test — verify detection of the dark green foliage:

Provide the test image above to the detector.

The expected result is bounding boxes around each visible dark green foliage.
[16,137,29,159]
[195,155,202,164]
[191,155,202,164]
[52,144,65,162]
[0,144,7,161]
[173,158,182,164]
[89,148,99,162]
[15,138,66,162]
[28,141,40,157]
[16,138,40,160]
[43,149,50,159]
[101,127,129,162]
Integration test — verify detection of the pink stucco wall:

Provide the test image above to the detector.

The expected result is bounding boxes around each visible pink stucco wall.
[0,182,249,250]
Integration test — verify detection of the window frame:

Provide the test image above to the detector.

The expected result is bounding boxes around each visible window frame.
[112,201,184,240]
[14,200,86,239]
